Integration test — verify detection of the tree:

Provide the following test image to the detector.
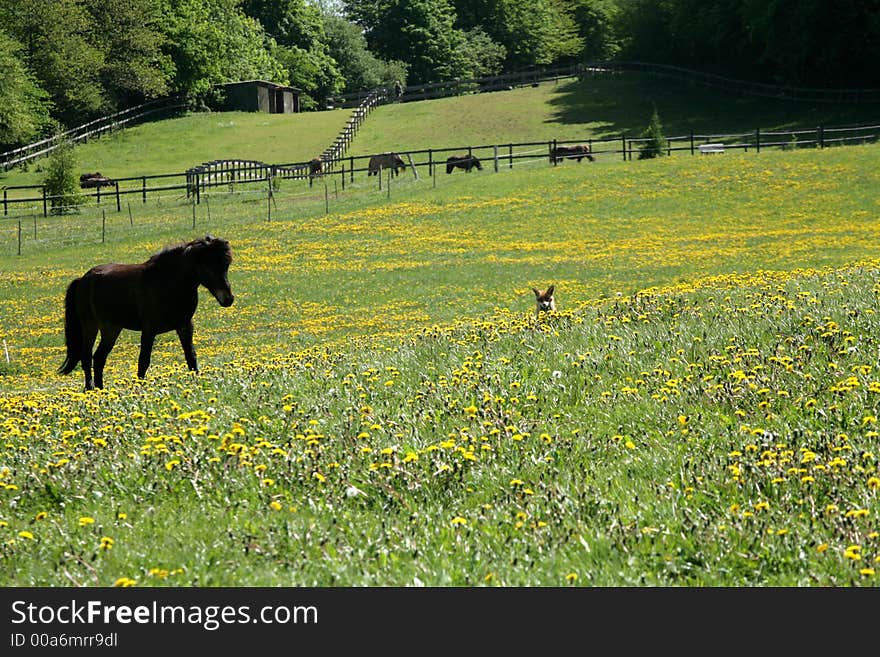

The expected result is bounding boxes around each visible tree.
[460,28,507,78]
[159,0,287,97]
[83,0,172,107]
[451,0,582,70]
[43,140,84,215]
[322,15,408,93]
[0,0,107,124]
[568,0,620,61]
[242,0,345,107]
[0,29,55,148]
[638,106,666,159]
[344,0,471,84]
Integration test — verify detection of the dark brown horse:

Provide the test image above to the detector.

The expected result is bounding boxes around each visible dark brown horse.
[308,157,323,177]
[368,152,406,177]
[550,144,595,164]
[79,172,114,188]
[58,235,234,390]
[446,155,483,174]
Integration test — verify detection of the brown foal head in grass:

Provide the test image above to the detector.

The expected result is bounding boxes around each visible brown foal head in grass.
[532,285,556,317]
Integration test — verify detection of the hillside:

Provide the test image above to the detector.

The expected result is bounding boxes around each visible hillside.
[2,71,878,191]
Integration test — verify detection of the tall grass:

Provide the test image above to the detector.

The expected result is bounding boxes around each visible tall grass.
[1,126,879,587]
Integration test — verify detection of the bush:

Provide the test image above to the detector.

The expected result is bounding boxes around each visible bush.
[43,140,84,214]
[638,107,667,159]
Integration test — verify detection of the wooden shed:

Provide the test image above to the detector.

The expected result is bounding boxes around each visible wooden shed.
[216,80,301,113]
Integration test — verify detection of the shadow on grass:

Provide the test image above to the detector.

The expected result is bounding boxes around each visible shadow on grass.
[546,73,880,138]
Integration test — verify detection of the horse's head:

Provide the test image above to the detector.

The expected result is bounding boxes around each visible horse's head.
[473,157,483,170]
[185,235,234,307]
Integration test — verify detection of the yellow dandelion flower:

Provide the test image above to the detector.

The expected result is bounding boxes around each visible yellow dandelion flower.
[817,543,829,553]
[113,577,137,587]
[35,512,47,521]
[18,531,34,540]
[451,516,467,526]
[79,517,95,527]
[844,545,862,560]
[860,568,875,577]
[566,573,578,583]
[269,501,282,511]
[99,536,114,550]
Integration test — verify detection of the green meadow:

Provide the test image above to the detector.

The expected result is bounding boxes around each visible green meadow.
[2,77,880,586]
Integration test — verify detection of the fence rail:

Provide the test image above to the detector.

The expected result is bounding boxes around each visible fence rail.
[330,61,880,109]
[0,96,187,171]
[3,122,878,219]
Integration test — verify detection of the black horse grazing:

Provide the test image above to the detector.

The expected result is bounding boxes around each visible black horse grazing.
[550,144,595,164]
[446,155,483,174]
[308,157,322,177]
[58,235,234,390]
[368,152,406,177]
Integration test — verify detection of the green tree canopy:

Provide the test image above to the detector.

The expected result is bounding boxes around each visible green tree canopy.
[0,29,54,148]
[159,0,287,96]
[322,14,408,93]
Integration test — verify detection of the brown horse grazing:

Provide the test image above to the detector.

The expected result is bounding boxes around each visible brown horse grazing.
[58,235,234,390]
[368,152,406,177]
[446,155,483,174]
[308,157,323,177]
[550,144,595,164]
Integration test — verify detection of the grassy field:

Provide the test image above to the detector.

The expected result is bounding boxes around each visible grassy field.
[348,71,880,155]
[3,70,878,192]
[2,138,880,586]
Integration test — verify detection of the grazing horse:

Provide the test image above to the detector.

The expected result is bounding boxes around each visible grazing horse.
[58,235,234,390]
[308,157,323,177]
[79,172,114,188]
[368,152,406,177]
[550,144,595,164]
[446,155,483,174]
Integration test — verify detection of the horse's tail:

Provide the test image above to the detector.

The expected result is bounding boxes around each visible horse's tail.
[58,278,81,375]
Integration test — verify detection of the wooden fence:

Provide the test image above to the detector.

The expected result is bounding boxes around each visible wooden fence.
[330,61,880,109]
[0,96,187,171]
[2,121,878,219]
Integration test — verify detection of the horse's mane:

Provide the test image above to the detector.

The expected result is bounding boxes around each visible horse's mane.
[146,236,230,268]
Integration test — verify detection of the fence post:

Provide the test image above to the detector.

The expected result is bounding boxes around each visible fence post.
[325,181,329,214]
[17,220,21,255]
[115,182,121,212]
[102,209,106,243]
[690,131,694,155]
[341,164,345,190]
[128,202,133,226]
[428,149,433,177]
[142,176,147,203]
[818,126,824,149]
[509,144,513,169]
[3,188,6,215]
[756,128,761,153]
[350,156,355,183]
[42,187,47,217]
[550,139,557,165]
[621,134,627,161]
[494,145,499,173]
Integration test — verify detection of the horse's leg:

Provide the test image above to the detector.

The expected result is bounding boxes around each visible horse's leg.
[80,324,99,390]
[92,326,122,389]
[137,331,156,379]
[176,321,198,373]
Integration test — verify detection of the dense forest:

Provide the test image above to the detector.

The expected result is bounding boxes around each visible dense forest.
[1,0,877,149]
